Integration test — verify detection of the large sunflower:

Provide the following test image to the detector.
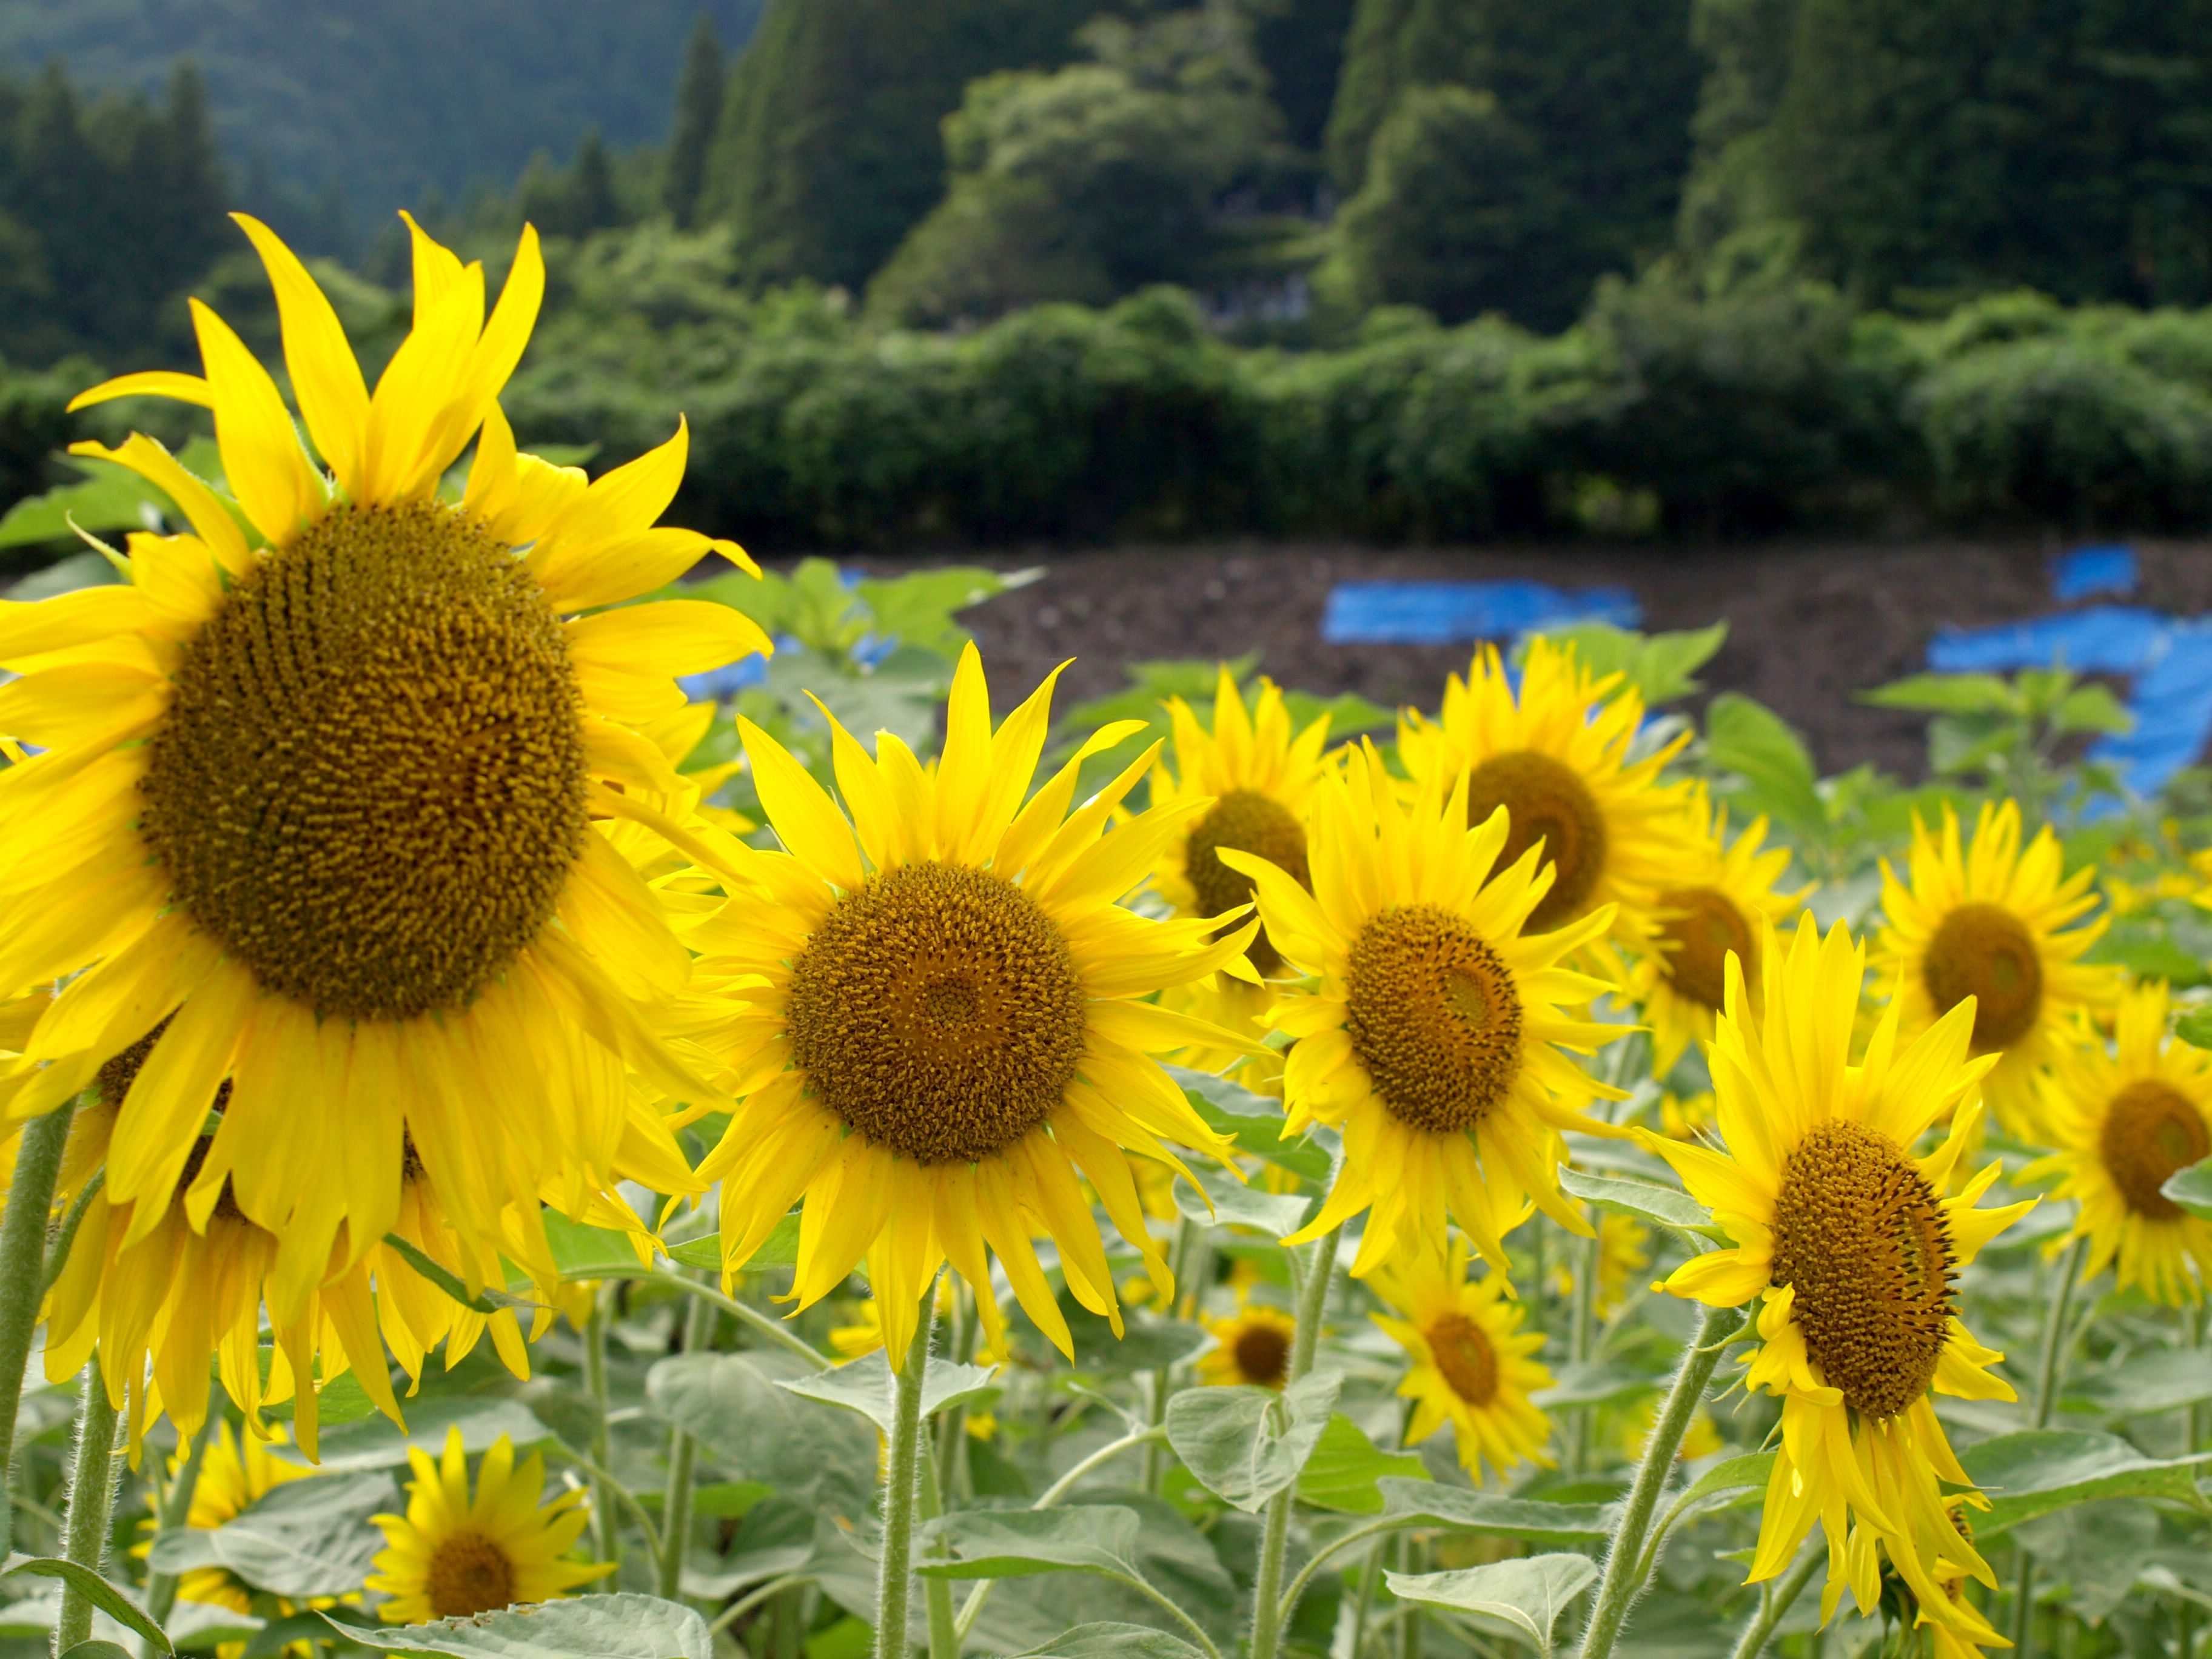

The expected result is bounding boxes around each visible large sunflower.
[1644,916,2031,1637]
[2024,980,2212,1304]
[1630,785,1808,1078]
[1223,741,1627,1276]
[1396,637,1692,958]
[1875,800,2117,1140]
[1369,1237,1553,1484]
[687,646,1258,1366]
[0,215,751,1353]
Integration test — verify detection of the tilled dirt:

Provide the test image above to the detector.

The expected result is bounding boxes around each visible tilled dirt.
[840,538,2212,779]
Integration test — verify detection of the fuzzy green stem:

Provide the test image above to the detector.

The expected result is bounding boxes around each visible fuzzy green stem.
[1246,1225,1339,1659]
[1576,1301,1748,1659]
[2012,1234,2090,1659]
[41,1170,103,1295]
[1395,1532,1423,1659]
[1728,1543,1821,1659]
[1145,1217,1201,1495]
[658,1288,716,1601]
[142,1379,221,1643]
[936,1280,974,1508]
[874,1293,937,1659]
[582,1290,622,1569]
[55,1356,122,1657]
[919,1418,958,1659]
[0,1101,74,1561]
[1568,1225,1601,1475]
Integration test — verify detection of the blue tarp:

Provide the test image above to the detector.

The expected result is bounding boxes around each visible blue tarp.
[1926,606,2168,675]
[2051,543,2139,602]
[1321,580,1641,646]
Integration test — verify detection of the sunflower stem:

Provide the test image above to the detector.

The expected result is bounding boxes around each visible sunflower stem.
[936,1279,974,1508]
[1147,1217,1201,1494]
[54,1355,123,1657]
[41,1170,103,1295]
[2011,1234,2090,1659]
[581,1288,622,1570]
[1568,1225,1601,1475]
[1727,1541,1821,1659]
[1246,1224,1339,1659]
[874,1289,937,1659]
[0,1100,74,1561]
[1576,1300,1748,1659]
[142,1378,221,1645]
[919,1413,958,1659]
[657,1285,716,1602]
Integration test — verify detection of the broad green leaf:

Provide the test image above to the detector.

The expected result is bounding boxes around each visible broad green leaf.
[680,1496,817,1600]
[916,1506,1145,1580]
[333,1593,711,1658]
[59,1644,136,1659]
[0,1560,172,1653]
[1859,674,2020,716]
[1704,694,1823,835]
[1010,1622,1207,1659]
[1058,1290,1211,1376]
[2175,1011,2212,1053]
[0,458,168,549]
[2163,1158,2212,1221]
[1557,1167,1718,1243]
[542,1212,651,1280]
[666,1210,801,1273]
[1538,622,1728,706]
[267,1397,548,1473]
[854,566,1015,659]
[1533,1361,1661,1412]
[1166,1371,1342,1512]
[1376,1480,1616,1547]
[1173,1161,1311,1236]
[2065,1347,2212,1418]
[1959,1430,2212,1533]
[2053,684,2133,736]
[1296,1414,1427,1514]
[776,1352,999,1435]
[1168,1066,1330,1182]
[1281,689,1395,739]
[1663,1452,1774,1520]
[1386,1554,1600,1654]
[147,1470,394,1598]
[958,1495,1239,1650]
[647,1353,876,1518]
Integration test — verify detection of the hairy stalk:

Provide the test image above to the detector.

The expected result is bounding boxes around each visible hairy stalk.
[1394,1533,1423,1659]
[874,1292,937,1659]
[41,1171,102,1295]
[1146,1217,1201,1494]
[0,1101,75,1560]
[919,1416,958,1659]
[1567,1225,1600,1474]
[2013,1235,2090,1659]
[1577,1301,1749,1659]
[1728,1543,1822,1659]
[1245,1225,1340,1659]
[658,1287,717,1601]
[937,1279,974,1508]
[142,1379,221,1644]
[54,1356,123,1657]
[582,1289,622,1569]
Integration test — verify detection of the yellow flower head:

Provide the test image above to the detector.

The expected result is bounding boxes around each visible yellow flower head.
[2025,980,2212,1304]
[1630,784,1809,1077]
[1198,1298,1299,1389]
[368,1429,611,1622]
[0,214,760,1430]
[688,646,1258,1367]
[1646,916,2032,1637]
[1368,1236,1553,1484]
[1396,636,1692,957]
[1227,740,1627,1278]
[1876,800,2119,1139]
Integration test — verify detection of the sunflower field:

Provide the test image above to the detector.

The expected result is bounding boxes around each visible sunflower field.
[1,217,2210,1659]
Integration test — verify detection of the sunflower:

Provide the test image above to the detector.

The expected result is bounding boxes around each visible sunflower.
[1198,1297,1299,1389]
[1631,785,1808,1077]
[1223,740,1627,1276]
[687,646,1258,1366]
[1849,1501,2005,1658]
[136,1423,319,1616]
[1396,636,1692,959]
[1875,800,2118,1140]
[2023,980,2212,1304]
[1369,1237,1553,1484]
[1643,916,2032,1637]
[368,1429,610,1621]
[0,214,748,1378]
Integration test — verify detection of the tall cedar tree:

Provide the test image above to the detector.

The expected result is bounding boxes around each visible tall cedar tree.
[1252,0,1359,154]
[699,0,1095,290]
[662,15,725,226]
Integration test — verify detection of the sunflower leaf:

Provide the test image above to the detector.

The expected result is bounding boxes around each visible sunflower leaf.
[775,1352,1000,1435]
[665,1211,802,1273]
[647,1353,876,1518]
[2162,1157,2212,1220]
[1386,1553,1600,1655]
[1557,1167,1723,1244]
[2175,1011,2212,1052]
[914,1506,1146,1580]
[0,1561,170,1654]
[1296,1415,1427,1514]
[161,1472,397,1600]
[1959,1430,2212,1534]
[332,1592,712,1658]
[266,1398,550,1474]
[1168,1066,1333,1182]
[1376,1481,1617,1546]
[1173,1162,1312,1235]
[1532,1361,1663,1411]
[1009,1621,1208,1659]
[1165,1370,1341,1513]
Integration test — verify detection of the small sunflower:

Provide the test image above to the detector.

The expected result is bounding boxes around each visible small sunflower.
[136,1423,318,1616]
[688,646,1258,1366]
[2025,980,2212,1304]
[1224,740,1627,1276]
[368,1429,610,1622]
[1397,636,1692,957]
[1631,785,1808,1077]
[1369,1238,1553,1484]
[1198,1297,1299,1389]
[0,212,750,1376]
[1644,916,2032,1638]
[1876,800,2119,1139]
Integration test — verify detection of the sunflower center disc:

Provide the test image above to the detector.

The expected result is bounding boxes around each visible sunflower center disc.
[1427,1312,1498,1407]
[424,1529,518,1618]
[1233,1322,1290,1387]
[1465,750,1608,932]
[1769,1119,1956,1421]
[1658,886,1753,1011]
[1184,788,1309,976]
[787,861,1088,1165]
[2099,1079,2210,1219]
[139,501,588,1022]
[1346,904,1524,1134]
[1922,902,2043,1050]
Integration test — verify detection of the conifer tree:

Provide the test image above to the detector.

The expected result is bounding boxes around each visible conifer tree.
[662,15,725,227]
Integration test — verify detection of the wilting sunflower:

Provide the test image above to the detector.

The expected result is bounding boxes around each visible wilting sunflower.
[1369,1238,1553,1483]
[688,646,1258,1366]
[1847,1501,2005,1658]
[2025,980,2212,1304]
[0,213,746,1349]
[1198,1296,1298,1389]
[1644,916,2031,1637]
[1145,670,1335,1090]
[1396,637,1691,958]
[1224,741,1627,1276]
[1631,785,1808,1077]
[369,1429,610,1621]
[1875,800,2117,1139]
[136,1423,319,1617]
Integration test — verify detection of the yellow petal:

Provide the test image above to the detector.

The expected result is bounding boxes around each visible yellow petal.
[189,298,321,545]
[232,213,370,498]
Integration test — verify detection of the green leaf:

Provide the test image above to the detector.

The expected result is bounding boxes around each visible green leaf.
[1704,694,1825,836]
[1533,1361,1661,1412]
[1376,1480,1616,1547]
[1009,1622,1207,1659]
[267,1397,549,1473]
[2177,1010,2212,1053]
[1538,622,1728,706]
[1295,1415,1427,1515]
[916,1506,1145,1580]
[1958,1430,2212,1534]
[332,1594,711,1658]
[854,566,1014,659]
[0,1560,172,1654]
[776,1352,999,1435]
[2065,1347,2212,1418]
[1173,1161,1311,1236]
[2053,684,2133,736]
[679,1496,817,1600]
[542,1212,651,1280]
[1057,1290,1211,1377]
[1556,1167,1718,1244]
[147,1471,394,1599]
[667,1210,802,1273]
[0,457,169,549]
[647,1353,876,1517]
[1386,1554,1599,1654]
[1860,674,2021,716]
[2164,1158,2212,1221]
[1168,1066,1331,1182]
[59,1644,137,1659]
[1662,1452,1774,1521]
[1166,1370,1341,1513]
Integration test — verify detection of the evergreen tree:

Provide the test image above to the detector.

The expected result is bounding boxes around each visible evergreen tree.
[1252,0,1359,154]
[662,15,725,227]
[517,128,623,240]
